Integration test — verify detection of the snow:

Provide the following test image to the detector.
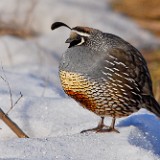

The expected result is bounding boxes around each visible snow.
[0,0,160,159]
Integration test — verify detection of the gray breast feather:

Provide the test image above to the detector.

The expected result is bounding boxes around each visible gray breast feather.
[59,46,103,73]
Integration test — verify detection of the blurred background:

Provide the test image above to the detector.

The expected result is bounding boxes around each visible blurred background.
[0,0,160,101]
[112,0,160,102]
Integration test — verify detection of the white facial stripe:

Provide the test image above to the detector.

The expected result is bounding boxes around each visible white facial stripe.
[72,30,90,37]
[77,37,85,46]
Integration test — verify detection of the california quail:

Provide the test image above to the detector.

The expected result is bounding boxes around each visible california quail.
[51,22,160,133]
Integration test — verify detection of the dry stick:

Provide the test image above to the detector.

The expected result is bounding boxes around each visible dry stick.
[0,67,29,138]
[0,108,29,138]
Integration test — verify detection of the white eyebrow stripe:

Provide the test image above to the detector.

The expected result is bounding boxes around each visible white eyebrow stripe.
[71,30,90,37]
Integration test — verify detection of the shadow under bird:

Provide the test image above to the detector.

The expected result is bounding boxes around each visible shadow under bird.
[51,22,160,133]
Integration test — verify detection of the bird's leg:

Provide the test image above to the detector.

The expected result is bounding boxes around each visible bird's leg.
[81,117,120,133]
[97,117,120,133]
[81,117,109,133]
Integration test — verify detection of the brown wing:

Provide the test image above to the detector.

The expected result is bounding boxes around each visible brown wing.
[88,47,153,100]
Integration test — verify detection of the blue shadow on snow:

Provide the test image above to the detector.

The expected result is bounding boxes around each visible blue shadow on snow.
[118,113,160,156]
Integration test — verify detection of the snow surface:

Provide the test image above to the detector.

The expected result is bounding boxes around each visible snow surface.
[0,0,160,159]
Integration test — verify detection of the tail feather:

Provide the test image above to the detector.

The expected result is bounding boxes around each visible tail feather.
[143,95,160,118]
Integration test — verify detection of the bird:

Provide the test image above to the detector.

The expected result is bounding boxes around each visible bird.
[51,22,160,133]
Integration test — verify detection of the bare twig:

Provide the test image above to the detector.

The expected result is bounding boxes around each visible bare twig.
[1,66,14,112]
[6,92,23,115]
[0,108,29,138]
[0,65,23,114]
[13,92,23,108]
[0,65,29,138]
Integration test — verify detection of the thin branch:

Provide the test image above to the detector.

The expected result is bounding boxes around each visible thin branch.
[0,108,29,138]
[13,92,23,108]
[6,92,23,115]
[1,66,14,112]
[0,65,29,138]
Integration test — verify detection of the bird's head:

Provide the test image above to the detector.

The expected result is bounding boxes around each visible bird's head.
[51,22,99,48]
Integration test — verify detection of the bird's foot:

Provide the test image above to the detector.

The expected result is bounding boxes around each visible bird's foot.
[96,127,120,133]
[80,124,109,133]
[81,117,119,133]
[81,125,119,133]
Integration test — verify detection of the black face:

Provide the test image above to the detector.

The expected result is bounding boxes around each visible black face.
[65,31,87,48]
[69,39,81,48]
[65,34,82,48]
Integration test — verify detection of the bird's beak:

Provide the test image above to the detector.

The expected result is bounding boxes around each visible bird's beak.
[65,38,73,43]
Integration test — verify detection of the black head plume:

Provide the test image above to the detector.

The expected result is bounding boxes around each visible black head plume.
[51,22,71,30]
